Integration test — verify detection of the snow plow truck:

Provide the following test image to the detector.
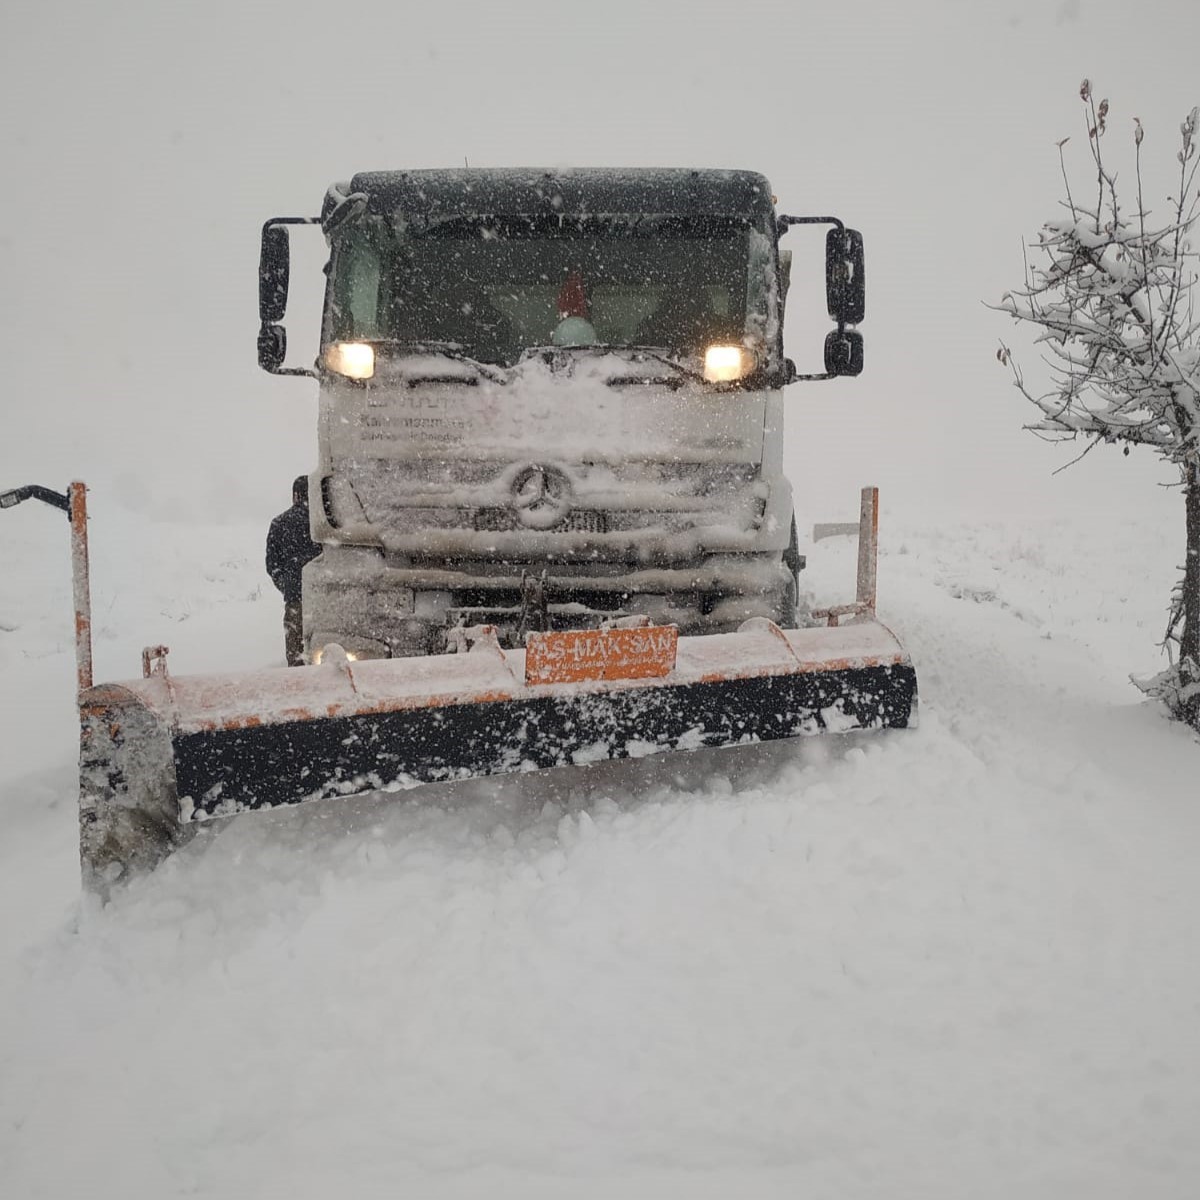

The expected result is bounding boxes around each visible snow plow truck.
[11,168,917,894]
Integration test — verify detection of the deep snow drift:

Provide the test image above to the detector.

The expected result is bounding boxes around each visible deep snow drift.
[1,503,1198,1199]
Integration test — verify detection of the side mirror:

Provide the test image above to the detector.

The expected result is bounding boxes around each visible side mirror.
[824,330,864,377]
[826,227,865,325]
[258,323,287,373]
[259,225,290,324]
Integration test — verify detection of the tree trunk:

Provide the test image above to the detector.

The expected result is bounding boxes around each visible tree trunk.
[1181,455,1200,729]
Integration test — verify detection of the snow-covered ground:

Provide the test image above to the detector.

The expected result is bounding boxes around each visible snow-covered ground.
[2,500,1198,1199]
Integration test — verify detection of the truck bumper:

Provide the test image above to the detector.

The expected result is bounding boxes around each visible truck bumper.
[303,550,797,657]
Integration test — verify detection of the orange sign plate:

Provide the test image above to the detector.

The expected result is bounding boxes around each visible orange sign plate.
[524,626,679,686]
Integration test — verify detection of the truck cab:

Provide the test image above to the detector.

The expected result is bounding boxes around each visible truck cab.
[258,168,864,663]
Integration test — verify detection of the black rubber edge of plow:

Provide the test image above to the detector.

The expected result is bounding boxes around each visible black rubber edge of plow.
[175,664,917,818]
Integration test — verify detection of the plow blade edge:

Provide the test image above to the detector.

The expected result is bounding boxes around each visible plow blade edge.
[77,619,915,892]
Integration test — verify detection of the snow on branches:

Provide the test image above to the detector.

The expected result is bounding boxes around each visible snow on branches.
[997,82,1200,729]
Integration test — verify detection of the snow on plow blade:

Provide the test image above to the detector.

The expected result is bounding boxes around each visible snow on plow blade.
[78,619,915,893]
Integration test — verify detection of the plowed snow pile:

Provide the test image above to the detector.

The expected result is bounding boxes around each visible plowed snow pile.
[2,507,1198,1199]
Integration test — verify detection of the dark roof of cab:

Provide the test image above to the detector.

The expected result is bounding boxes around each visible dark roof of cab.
[327,168,776,222]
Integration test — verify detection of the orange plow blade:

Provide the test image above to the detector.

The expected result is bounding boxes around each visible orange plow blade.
[78,618,916,894]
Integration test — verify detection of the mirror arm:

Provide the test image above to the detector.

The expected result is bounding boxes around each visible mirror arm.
[262,361,318,379]
[777,214,844,236]
[264,217,322,231]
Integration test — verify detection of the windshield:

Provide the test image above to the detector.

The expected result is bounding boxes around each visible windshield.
[325,213,772,367]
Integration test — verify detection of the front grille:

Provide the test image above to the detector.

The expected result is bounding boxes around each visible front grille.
[472,508,610,534]
[452,588,631,612]
[471,507,509,532]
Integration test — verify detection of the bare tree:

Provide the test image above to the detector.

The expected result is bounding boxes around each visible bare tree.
[998,81,1200,730]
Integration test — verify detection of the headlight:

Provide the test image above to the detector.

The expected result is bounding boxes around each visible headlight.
[323,341,375,380]
[703,344,755,383]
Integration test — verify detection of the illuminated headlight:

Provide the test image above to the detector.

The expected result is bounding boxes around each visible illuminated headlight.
[703,344,755,383]
[323,341,375,380]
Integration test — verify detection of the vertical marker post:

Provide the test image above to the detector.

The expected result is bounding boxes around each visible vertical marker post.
[68,481,93,694]
[855,485,879,616]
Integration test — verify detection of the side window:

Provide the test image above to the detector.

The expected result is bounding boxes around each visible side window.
[746,228,773,346]
[345,243,382,337]
[331,233,383,339]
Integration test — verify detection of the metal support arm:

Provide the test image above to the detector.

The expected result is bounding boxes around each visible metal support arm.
[1,480,93,691]
[0,484,71,514]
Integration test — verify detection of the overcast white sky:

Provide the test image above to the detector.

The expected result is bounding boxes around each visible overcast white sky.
[1,0,1197,531]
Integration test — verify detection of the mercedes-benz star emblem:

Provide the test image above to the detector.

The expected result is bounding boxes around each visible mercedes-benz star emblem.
[511,464,573,530]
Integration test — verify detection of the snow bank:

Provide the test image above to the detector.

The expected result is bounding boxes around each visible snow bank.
[1,508,1199,1198]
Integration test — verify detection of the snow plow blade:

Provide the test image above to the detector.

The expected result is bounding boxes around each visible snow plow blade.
[78,619,915,893]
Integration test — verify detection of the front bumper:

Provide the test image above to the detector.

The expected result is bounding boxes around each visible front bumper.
[303,548,796,655]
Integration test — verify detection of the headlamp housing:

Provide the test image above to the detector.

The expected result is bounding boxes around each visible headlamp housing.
[703,344,757,384]
[323,341,376,380]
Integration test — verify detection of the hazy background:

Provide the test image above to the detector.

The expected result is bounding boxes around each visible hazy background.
[2,0,1197,535]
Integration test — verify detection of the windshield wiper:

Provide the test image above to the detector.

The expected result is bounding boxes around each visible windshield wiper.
[383,341,509,383]
[518,344,705,384]
[618,347,706,384]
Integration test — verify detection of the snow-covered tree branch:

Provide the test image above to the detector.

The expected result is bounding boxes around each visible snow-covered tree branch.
[997,81,1200,729]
